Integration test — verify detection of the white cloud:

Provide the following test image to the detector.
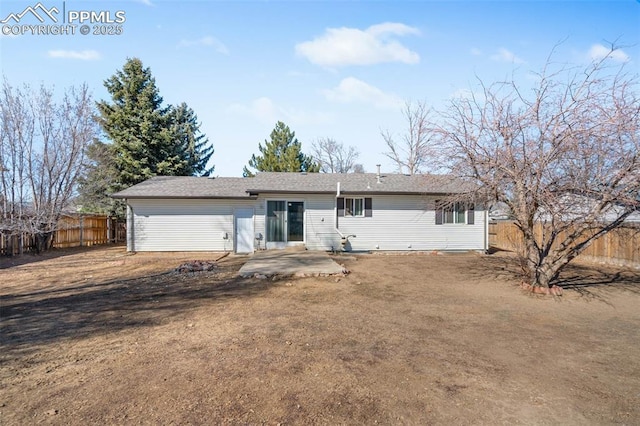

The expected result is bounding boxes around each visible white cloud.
[47,49,101,60]
[588,44,629,63]
[323,77,403,109]
[227,97,332,126]
[295,22,420,67]
[178,36,229,54]
[490,48,524,64]
[228,97,278,123]
[136,0,154,6]
[470,47,482,56]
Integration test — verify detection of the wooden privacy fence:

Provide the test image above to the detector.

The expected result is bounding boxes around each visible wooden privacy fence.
[489,221,640,268]
[0,215,126,256]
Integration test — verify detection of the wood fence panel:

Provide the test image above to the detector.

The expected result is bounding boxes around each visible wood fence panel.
[490,221,640,267]
[1,215,126,256]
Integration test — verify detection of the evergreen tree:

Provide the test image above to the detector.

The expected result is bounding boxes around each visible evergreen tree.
[76,140,119,214]
[81,58,214,215]
[243,121,319,177]
[96,58,178,190]
[169,102,214,176]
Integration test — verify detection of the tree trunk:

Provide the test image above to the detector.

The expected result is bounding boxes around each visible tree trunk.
[34,231,54,254]
[524,245,572,289]
[530,261,557,289]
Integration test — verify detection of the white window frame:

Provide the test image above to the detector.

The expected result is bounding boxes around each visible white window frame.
[442,202,466,224]
[344,197,364,217]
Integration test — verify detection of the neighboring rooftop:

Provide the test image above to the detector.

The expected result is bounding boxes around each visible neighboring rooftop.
[111,172,475,199]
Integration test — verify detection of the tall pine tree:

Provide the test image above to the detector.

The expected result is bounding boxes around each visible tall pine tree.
[96,57,180,191]
[243,121,319,177]
[81,58,214,215]
[169,102,214,176]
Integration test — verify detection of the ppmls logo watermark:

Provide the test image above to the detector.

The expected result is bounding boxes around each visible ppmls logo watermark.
[1,2,126,36]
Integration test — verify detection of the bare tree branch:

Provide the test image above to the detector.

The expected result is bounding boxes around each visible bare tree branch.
[311,137,363,173]
[382,100,439,174]
[438,46,640,288]
[0,79,97,253]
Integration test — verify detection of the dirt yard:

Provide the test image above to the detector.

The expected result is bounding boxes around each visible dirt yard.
[1,246,639,425]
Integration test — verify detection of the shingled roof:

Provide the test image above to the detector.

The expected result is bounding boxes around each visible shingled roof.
[111,172,474,199]
[111,176,251,199]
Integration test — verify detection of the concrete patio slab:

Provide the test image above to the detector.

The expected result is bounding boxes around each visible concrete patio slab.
[238,249,346,277]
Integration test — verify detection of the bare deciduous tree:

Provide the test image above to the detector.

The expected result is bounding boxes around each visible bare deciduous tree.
[438,47,640,289]
[0,79,97,253]
[352,163,365,174]
[311,137,363,173]
[382,100,438,174]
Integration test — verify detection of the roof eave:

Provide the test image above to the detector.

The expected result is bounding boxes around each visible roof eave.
[246,189,463,196]
[111,194,257,200]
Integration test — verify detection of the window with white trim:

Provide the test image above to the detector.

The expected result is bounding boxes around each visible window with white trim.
[345,197,364,217]
[337,197,372,219]
[435,201,475,225]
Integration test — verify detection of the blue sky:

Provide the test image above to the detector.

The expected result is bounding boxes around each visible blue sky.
[1,0,638,177]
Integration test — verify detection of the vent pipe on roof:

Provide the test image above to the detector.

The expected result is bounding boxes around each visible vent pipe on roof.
[337,181,341,197]
[376,164,381,184]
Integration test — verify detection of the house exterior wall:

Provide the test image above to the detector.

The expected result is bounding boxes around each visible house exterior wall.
[128,199,256,252]
[126,194,487,252]
[305,194,342,250]
[126,204,134,252]
[334,195,486,251]
[252,193,486,252]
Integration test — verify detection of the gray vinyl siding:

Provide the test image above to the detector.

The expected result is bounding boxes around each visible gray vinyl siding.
[126,194,486,252]
[129,199,255,252]
[253,201,266,250]
[335,195,485,251]
[256,193,485,251]
[303,194,341,250]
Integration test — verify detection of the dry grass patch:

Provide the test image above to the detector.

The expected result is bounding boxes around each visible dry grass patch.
[1,246,639,424]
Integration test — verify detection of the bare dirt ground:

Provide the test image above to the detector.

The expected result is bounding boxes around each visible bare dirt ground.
[1,246,639,425]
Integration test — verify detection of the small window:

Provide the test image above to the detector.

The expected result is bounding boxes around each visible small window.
[436,201,474,225]
[337,197,372,219]
[345,198,364,217]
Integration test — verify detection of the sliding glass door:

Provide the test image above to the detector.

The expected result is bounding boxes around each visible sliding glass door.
[266,200,304,246]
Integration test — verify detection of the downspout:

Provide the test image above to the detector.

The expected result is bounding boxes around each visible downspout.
[335,182,344,238]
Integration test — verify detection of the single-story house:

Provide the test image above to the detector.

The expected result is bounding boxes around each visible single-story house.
[111,172,488,253]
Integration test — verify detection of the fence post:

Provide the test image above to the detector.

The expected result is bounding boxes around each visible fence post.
[79,215,84,247]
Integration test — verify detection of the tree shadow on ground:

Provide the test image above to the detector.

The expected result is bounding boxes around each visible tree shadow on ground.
[554,263,640,298]
[0,244,125,270]
[471,253,640,300]
[0,258,274,358]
